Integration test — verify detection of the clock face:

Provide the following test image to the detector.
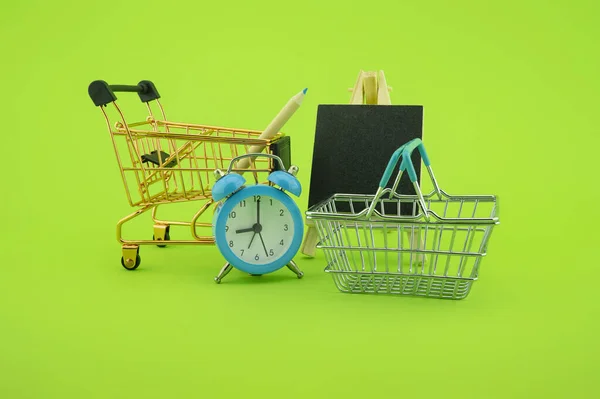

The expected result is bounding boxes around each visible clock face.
[223,193,295,265]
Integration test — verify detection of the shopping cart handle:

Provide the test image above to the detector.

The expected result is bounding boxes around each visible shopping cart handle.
[88,80,160,107]
[378,138,431,187]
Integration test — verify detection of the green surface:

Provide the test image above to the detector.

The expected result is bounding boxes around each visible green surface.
[2,0,599,397]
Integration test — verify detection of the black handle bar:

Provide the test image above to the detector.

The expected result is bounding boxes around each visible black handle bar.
[88,80,160,107]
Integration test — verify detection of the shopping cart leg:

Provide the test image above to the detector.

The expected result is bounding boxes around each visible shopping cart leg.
[214,262,233,284]
[286,260,304,279]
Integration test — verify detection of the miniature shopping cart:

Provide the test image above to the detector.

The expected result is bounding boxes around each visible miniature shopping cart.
[88,80,292,270]
[305,138,500,299]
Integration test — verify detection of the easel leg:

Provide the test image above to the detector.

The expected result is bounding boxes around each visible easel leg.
[406,229,427,265]
[301,222,319,257]
[286,260,304,279]
[215,262,233,284]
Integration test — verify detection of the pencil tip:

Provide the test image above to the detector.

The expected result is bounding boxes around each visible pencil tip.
[303,88,307,94]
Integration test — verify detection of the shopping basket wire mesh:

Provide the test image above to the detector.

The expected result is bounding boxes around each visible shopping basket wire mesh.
[305,139,500,299]
[88,80,290,269]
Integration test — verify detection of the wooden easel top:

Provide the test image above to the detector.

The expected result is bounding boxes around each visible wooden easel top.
[348,70,393,105]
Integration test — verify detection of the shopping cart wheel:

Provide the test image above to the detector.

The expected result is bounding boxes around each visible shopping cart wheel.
[121,254,141,270]
[120,246,141,270]
[152,231,171,247]
[153,225,171,248]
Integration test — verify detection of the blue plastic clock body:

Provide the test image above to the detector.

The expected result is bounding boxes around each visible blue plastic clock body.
[212,169,304,276]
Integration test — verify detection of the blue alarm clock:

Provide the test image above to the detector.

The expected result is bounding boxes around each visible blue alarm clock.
[211,153,304,283]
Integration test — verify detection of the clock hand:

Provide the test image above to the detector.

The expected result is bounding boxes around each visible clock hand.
[256,198,260,225]
[236,227,254,234]
[258,232,269,257]
[248,231,257,249]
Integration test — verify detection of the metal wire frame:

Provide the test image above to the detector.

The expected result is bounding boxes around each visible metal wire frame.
[306,182,499,299]
[97,97,286,252]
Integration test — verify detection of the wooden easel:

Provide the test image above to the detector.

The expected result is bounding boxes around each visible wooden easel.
[348,69,392,105]
[301,70,427,263]
[301,70,392,257]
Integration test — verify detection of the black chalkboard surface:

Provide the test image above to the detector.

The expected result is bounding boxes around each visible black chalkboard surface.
[307,104,423,215]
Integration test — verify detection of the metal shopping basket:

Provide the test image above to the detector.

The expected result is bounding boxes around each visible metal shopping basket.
[88,80,292,270]
[305,138,500,299]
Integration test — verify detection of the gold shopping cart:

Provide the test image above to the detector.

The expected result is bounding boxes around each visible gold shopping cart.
[88,80,293,270]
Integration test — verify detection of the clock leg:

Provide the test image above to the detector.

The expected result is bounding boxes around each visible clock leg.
[286,260,304,279]
[215,262,233,284]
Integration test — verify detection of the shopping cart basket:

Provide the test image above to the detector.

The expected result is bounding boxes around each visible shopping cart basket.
[88,80,292,270]
[305,138,500,299]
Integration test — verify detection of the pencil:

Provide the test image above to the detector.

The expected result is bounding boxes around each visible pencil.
[235,88,307,173]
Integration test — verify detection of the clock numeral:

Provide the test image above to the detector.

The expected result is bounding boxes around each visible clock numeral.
[240,249,244,256]
[253,195,261,202]
[284,224,288,231]
[280,239,284,246]
[255,254,260,261]
[225,225,229,232]
[239,200,246,207]
[229,211,236,219]
[229,240,234,247]
[280,209,284,216]
[270,199,273,206]
[269,249,274,256]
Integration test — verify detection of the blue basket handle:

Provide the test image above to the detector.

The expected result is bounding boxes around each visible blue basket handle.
[363,138,434,221]
[378,138,431,188]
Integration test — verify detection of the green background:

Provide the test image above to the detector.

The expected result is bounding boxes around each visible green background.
[2,0,599,397]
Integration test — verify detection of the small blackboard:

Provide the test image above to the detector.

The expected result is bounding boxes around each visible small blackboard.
[307,104,423,215]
